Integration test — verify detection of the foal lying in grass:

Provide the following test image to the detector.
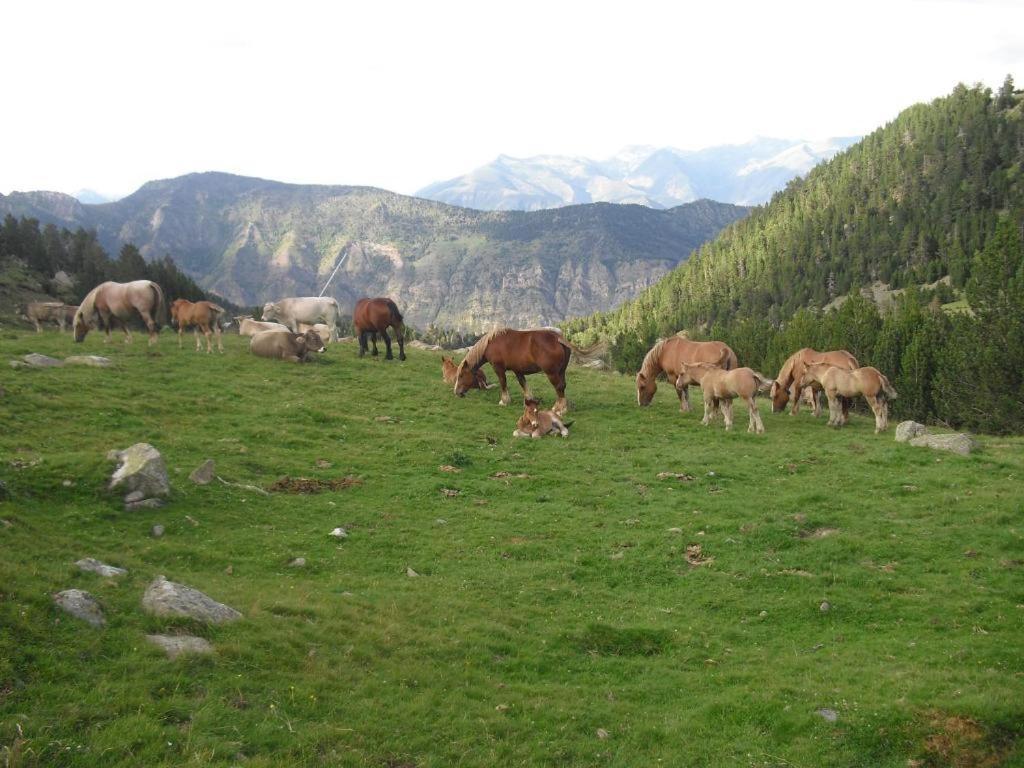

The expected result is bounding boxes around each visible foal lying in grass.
[513,397,573,438]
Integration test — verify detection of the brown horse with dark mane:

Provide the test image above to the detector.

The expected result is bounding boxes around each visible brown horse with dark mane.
[635,335,739,410]
[770,348,859,415]
[73,280,166,345]
[454,329,588,415]
[170,299,227,353]
[354,298,406,360]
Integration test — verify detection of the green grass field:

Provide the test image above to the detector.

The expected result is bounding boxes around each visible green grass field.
[1,332,1022,767]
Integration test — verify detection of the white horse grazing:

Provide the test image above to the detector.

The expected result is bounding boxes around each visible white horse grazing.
[262,297,341,341]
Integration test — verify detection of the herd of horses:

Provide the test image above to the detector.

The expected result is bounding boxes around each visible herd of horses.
[30,278,899,434]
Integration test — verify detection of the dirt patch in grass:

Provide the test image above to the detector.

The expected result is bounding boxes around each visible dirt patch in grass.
[570,623,672,657]
[267,476,361,494]
[919,712,1017,768]
[799,527,839,540]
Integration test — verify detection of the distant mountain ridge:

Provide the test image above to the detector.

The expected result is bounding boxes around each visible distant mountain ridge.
[0,175,749,331]
[416,137,860,211]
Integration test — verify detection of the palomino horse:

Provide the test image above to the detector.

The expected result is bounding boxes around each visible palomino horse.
[454,328,588,415]
[74,280,166,346]
[442,356,491,389]
[636,336,739,410]
[354,298,406,361]
[170,299,227,353]
[798,363,897,433]
[771,348,858,416]
[675,363,773,433]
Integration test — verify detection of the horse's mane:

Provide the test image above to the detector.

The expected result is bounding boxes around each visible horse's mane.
[75,283,104,324]
[457,328,512,375]
[638,339,669,379]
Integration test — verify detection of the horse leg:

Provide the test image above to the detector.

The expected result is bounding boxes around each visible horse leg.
[789,382,801,415]
[371,332,379,356]
[396,324,406,361]
[494,366,511,406]
[866,395,882,433]
[178,326,184,349]
[358,330,367,357]
[215,322,223,353]
[381,329,393,360]
[33,318,42,333]
[203,326,213,354]
[701,396,713,426]
[722,398,734,431]
[841,397,850,426]
[545,370,568,415]
[514,371,533,401]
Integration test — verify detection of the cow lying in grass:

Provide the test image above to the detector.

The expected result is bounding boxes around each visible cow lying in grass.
[513,397,573,438]
[236,317,291,336]
[250,329,325,363]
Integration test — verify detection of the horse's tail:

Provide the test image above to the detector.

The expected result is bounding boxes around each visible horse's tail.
[150,282,168,329]
[561,336,606,364]
[723,346,739,370]
[385,298,405,337]
[879,373,898,401]
[752,371,774,392]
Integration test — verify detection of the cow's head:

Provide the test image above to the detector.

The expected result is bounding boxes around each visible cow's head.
[262,302,279,322]
[303,329,326,355]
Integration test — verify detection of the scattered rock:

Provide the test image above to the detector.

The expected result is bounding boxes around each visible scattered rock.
[895,421,927,443]
[490,471,529,480]
[909,433,976,456]
[224,565,233,575]
[667,527,683,534]
[315,459,332,469]
[374,415,397,423]
[53,589,105,627]
[657,472,695,481]
[329,527,348,539]
[151,524,165,538]
[820,601,831,613]
[408,340,442,351]
[406,567,420,577]
[685,544,713,566]
[64,355,112,368]
[902,485,919,492]
[816,708,838,723]
[108,443,170,499]
[125,498,165,512]
[440,488,460,497]
[800,527,839,540]
[184,515,199,526]
[146,634,214,659]
[495,703,510,712]
[124,490,145,504]
[75,558,128,578]
[9,361,29,369]
[141,575,242,624]
[189,459,215,485]
[435,518,447,525]
[596,728,610,740]
[288,557,307,568]
[963,549,979,558]
[439,465,462,473]
[22,353,63,368]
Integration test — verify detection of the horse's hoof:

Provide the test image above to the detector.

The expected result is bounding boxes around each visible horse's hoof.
[399,355,406,361]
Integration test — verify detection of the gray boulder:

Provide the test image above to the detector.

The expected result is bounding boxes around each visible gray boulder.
[125,498,165,512]
[909,433,976,456]
[23,353,64,368]
[894,421,927,442]
[108,443,170,499]
[145,634,214,659]
[189,459,215,485]
[141,575,242,623]
[53,589,105,627]
[64,355,112,368]
[75,558,128,578]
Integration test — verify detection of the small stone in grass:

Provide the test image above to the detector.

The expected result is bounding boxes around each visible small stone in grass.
[816,708,838,723]
[820,601,831,613]
[406,567,420,577]
[596,728,609,740]
[288,557,307,568]
[330,527,348,539]
[151,524,165,538]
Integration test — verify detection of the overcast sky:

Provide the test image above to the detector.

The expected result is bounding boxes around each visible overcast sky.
[2,0,1021,199]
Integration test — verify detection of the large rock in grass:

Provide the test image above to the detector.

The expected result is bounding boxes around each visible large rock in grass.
[75,558,128,578]
[142,575,242,623]
[22,353,64,368]
[909,433,976,456]
[108,443,170,499]
[145,634,214,659]
[53,589,105,627]
[64,355,112,368]
[894,421,927,442]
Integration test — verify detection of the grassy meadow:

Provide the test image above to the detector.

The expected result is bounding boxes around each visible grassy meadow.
[0,331,1022,767]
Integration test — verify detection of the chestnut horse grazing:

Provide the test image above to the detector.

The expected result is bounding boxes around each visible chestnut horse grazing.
[74,280,166,345]
[771,348,858,416]
[635,336,739,410]
[675,363,773,433]
[442,356,491,389]
[354,298,406,361]
[454,329,584,415]
[798,363,897,433]
[170,299,227,353]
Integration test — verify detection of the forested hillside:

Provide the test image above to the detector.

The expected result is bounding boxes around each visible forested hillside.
[566,79,1024,433]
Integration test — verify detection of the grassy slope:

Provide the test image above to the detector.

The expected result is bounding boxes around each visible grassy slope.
[0,333,1021,768]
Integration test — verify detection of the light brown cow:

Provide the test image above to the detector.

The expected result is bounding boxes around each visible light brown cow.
[25,302,78,333]
[237,317,291,336]
[249,329,326,363]
[297,323,334,345]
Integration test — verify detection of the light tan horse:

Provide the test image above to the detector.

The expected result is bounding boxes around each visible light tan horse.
[771,348,858,416]
[170,299,227,353]
[24,302,77,333]
[73,280,166,346]
[636,336,739,411]
[798,363,897,433]
[675,362,773,433]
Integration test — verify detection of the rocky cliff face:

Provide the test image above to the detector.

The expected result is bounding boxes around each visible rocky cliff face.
[0,172,749,331]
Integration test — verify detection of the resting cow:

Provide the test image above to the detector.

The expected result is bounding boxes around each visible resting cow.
[249,329,326,363]
[236,317,291,336]
[298,323,334,345]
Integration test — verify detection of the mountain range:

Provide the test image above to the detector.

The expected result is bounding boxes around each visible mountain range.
[416,138,860,211]
[0,177,748,331]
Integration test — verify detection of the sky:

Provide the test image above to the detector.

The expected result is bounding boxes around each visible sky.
[2,0,1021,199]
